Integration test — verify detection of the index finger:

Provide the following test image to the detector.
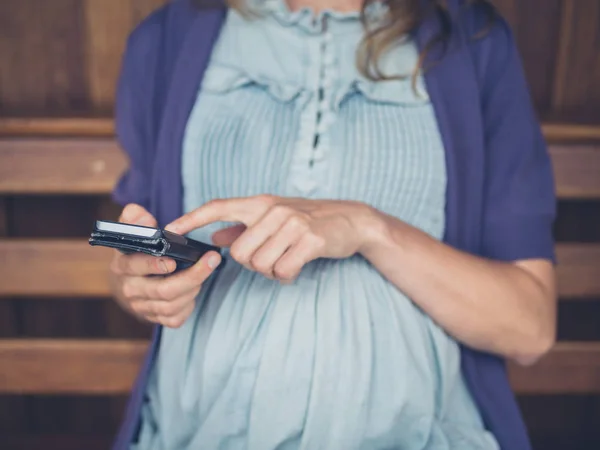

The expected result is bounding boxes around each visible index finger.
[165,196,270,235]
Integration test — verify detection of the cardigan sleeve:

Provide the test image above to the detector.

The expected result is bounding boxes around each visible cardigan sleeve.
[112,11,165,210]
[468,8,557,262]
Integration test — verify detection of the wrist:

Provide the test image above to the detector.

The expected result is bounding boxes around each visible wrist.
[354,204,395,256]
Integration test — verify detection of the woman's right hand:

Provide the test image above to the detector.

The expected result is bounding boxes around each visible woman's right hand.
[108,204,222,328]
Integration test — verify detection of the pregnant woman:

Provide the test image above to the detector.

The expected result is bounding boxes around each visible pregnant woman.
[108,0,557,448]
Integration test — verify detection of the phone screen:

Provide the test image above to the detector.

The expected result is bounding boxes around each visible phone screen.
[95,220,158,238]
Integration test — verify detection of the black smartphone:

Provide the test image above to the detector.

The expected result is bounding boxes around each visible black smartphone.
[89,220,222,269]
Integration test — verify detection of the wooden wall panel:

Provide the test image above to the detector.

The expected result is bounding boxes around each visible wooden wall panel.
[82,0,167,112]
[83,0,134,113]
[551,0,600,119]
[0,0,87,115]
[494,0,563,113]
[1,0,598,120]
[0,0,168,116]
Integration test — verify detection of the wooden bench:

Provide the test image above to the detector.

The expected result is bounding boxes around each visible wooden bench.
[0,118,599,396]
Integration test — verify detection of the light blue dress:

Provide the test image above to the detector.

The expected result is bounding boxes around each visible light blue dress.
[134,2,499,449]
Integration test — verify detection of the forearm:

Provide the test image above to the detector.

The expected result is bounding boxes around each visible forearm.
[359,209,557,365]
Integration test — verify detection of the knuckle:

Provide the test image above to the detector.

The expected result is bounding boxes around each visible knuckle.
[274,265,294,281]
[287,214,308,230]
[129,300,144,315]
[229,246,248,265]
[250,256,271,274]
[164,316,185,329]
[158,302,178,317]
[155,283,173,301]
[120,280,137,301]
[308,234,326,249]
[146,302,161,318]
[271,204,291,217]
[256,194,277,209]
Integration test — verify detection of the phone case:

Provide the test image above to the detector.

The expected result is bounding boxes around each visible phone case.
[89,220,222,269]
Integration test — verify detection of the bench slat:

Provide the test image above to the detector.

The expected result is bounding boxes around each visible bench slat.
[0,339,147,394]
[556,244,600,298]
[0,240,113,297]
[508,342,600,394]
[0,138,126,194]
[1,240,597,298]
[542,123,600,142]
[1,118,598,141]
[0,339,597,394]
[551,144,600,198]
[0,118,114,137]
[0,139,600,198]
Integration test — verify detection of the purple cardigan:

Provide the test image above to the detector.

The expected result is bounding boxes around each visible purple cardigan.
[111,1,556,448]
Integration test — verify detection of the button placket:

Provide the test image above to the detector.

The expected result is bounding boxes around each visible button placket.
[289,20,336,197]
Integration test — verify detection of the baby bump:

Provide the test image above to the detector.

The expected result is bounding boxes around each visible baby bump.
[179,256,462,449]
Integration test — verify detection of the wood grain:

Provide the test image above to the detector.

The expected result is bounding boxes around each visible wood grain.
[0,240,113,297]
[0,138,127,194]
[1,339,597,395]
[0,0,168,116]
[508,342,600,394]
[550,144,600,198]
[0,117,114,137]
[0,339,148,394]
[0,239,598,299]
[551,0,574,112]
[2,121,598,197]
[543,123,600,142]
[556,244,600,299]
[549,0,600,118]
[501,0,562,112]
[83,0,133,113]
[0,0,88,115]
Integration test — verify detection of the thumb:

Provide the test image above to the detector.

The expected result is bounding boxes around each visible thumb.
[119,203,157,227]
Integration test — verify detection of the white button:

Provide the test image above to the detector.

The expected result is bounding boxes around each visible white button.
[317,117,335,134]
[317,123,329,134]
[322,78,333,89]
[311,149,325,161]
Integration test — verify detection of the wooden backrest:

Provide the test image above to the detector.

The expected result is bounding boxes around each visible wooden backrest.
[0,118,599,395]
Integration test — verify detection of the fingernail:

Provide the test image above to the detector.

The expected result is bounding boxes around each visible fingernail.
[207,254,221,269]
[138,215,155,226]
[159,260,170,273]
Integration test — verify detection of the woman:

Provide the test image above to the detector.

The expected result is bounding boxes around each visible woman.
[109,0,557,448]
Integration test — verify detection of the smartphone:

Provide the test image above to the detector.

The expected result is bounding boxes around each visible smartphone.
[89,220,222,269]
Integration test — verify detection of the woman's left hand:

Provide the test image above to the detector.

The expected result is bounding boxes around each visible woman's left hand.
[166,195,382,282]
